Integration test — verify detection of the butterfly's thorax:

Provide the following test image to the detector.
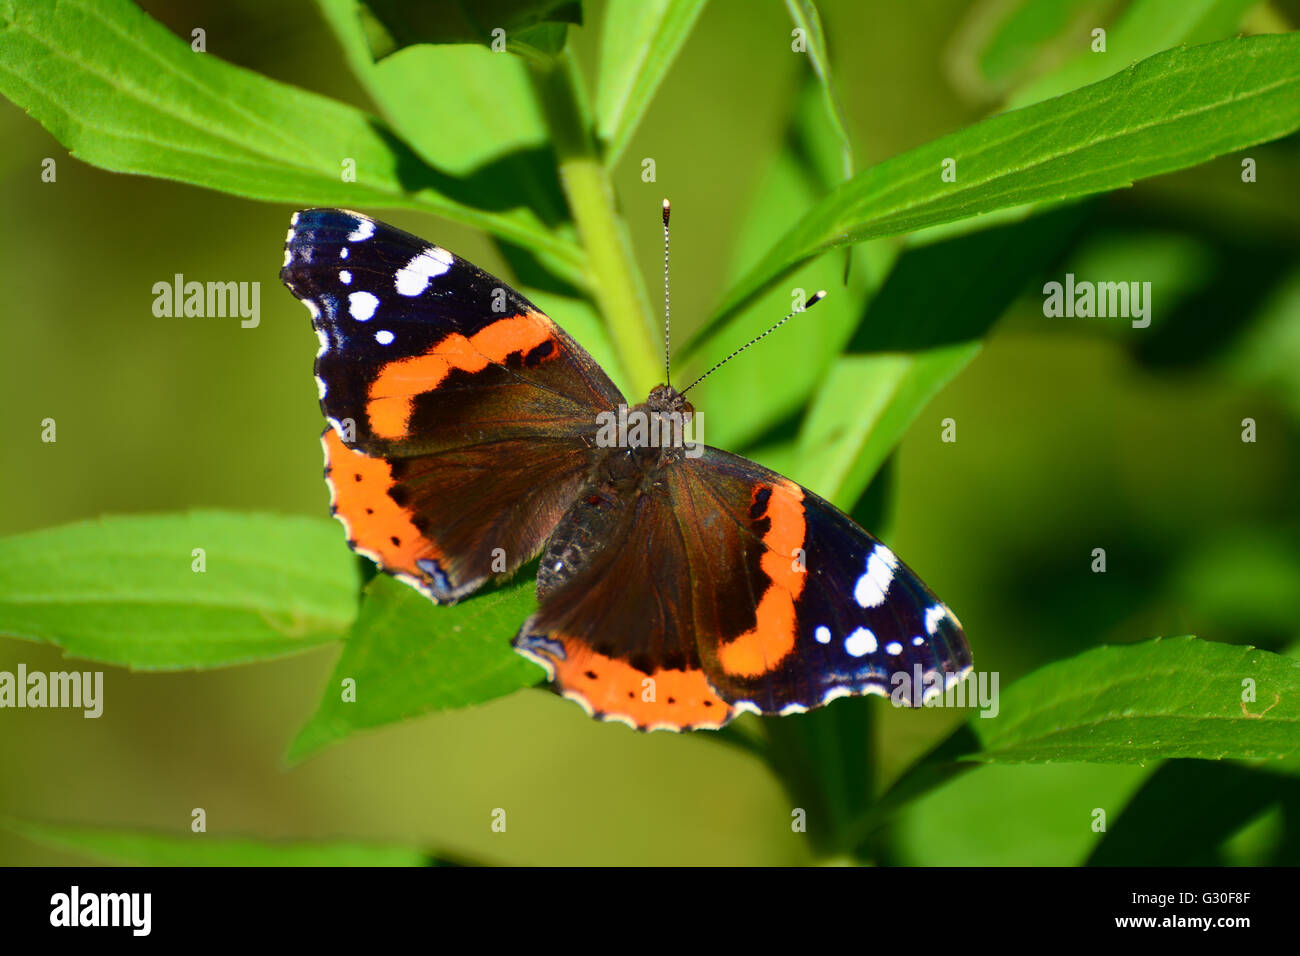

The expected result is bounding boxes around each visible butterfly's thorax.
[588,384,695,486]
[541,387,695,601]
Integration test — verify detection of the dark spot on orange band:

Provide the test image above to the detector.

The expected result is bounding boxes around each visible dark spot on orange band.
[523,636,735,730]
[323,428,442,579]
[717,479,807,678]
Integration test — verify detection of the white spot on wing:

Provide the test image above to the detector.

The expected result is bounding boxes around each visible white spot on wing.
[395,247,454,296]
[347,218,375,242]
[844,627,877,657]
[339,270,352,284]
[814,625,831,644]
[348,291,379,321]
[885,641,903,655]
[925,605,947,635]
[374,329,394,345]
[340,246,349,259]
[854,544,897,608]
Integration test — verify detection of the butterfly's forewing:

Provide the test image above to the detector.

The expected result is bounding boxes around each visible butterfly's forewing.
[281,209,623,602]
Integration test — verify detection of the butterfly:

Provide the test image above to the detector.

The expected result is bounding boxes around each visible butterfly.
[280,206,972,731]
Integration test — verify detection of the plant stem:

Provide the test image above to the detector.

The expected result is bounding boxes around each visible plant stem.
[530,52,661,397]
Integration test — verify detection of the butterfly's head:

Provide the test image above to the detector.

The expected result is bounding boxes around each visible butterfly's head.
[646,383,694,421]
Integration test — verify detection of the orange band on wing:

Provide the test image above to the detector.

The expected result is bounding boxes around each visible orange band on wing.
[717,479,807,678]
[520,637,735,732]
[365,312,553,439]
[323,428,439,577]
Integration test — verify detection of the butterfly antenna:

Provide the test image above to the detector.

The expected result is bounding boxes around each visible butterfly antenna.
[679,290,827,396]
[662,198,672,387]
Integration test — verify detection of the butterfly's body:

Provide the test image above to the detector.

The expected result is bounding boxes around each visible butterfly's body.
[282,208,972,731]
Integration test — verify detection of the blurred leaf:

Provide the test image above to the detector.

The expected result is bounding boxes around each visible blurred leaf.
[1087,761,1300,865]
[701,34,1300,339]
[596,0,707,168]
[783,0,853,182]
[973,636,1300,764]
[1010,0,1262,107]
[0,815,428,866]
[355,0,581,60]
[1170,529,1300,639]
[289,574,542,762]
[0,0,582,276]
[762,697,875,860]
[946,0,1114,101]
[891,762,1151,865]
[0,513,358,670]
[841,723,983,854]
[1221,266,1300,420]
[792,203,1088,506]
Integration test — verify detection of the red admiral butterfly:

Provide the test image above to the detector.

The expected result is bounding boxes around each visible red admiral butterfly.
[281,206,971,731]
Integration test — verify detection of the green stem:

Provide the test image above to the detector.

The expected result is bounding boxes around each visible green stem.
[530,52,661,397]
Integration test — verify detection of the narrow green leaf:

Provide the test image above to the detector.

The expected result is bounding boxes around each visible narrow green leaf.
[1,815,428,866]
[793,347,978,507]
[783,0,853,181]
[971,637,1300,764]
[289,574,542,762]
[704,34,1300,336]
[0,0,582,275]
[596,0,708,168]
[0,512,358,670]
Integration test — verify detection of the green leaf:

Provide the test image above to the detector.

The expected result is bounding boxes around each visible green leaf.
[354,0,581,60]
[0,0,582,275]
[892,762,1153,865]
[316,1,547,178]
[1,815,428,866]
[289,574,542,762]
[783,0,853,182]
[791,203,1088,506]
[972,637,1300,765]
[792,348,978,507]
[1010,0,1263,107]
[704,34,1300,336]
[0,512,358,670]
[596,0,707,167]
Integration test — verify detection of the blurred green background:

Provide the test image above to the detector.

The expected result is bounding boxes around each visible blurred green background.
[2,0,1299,865]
